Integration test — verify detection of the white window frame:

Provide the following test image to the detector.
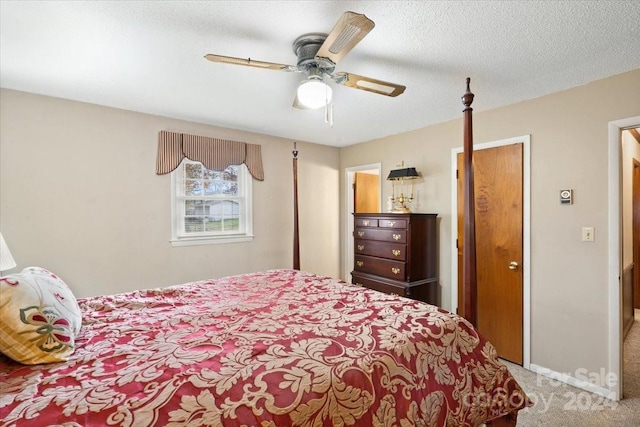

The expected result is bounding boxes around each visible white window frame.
[170,160,253,246]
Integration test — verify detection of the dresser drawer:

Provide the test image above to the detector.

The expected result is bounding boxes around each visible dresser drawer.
[355,239,406,261]
[354,254,405,280]
[355,218,378,228]
[351,272,438,305]
[378,218,407,229]
[354,228,406,243]
[352,272,408,297]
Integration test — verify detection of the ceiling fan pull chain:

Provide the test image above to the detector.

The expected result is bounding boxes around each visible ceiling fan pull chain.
[324,81,334,127]
[325,99,334,127]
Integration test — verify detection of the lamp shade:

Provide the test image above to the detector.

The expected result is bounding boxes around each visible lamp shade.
[297,79,332,109]
[387,167,419,180]
[0,232,17,272]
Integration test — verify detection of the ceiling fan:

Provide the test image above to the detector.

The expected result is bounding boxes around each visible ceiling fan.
[204,11,406,117]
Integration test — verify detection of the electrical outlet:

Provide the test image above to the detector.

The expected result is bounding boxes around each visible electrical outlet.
[582,227,595,242]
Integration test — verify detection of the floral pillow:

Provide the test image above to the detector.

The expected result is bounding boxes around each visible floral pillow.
[0,267,82,364]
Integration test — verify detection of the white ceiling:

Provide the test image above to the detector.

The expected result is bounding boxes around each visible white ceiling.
[1,1,639,147]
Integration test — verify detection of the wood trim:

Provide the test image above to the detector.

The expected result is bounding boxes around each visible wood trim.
[634,158,640,309]
[623,263,634,339]
[461,78,478,327]
[486,411,518,427]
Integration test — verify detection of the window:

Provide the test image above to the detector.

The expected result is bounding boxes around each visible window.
[171,160,253,246]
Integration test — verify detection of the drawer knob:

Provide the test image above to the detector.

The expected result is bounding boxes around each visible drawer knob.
[393,234,401,241]
[357,231,364,237]
[356,261,364,267]
[391,267,400,275]
[392,249,400,256]
[357,245,365,251]
[389,221,396,227]
[363,220,370,226]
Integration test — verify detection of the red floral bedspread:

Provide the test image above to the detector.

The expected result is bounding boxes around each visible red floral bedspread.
[0,269,528,426]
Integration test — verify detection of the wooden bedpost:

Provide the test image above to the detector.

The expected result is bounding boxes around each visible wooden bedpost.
[462,78,477,327]
[293,142,300,270]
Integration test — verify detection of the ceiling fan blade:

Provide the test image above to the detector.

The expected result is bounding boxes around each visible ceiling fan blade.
[315,12,375,65]
[334,72,406,97]
[204,54,297,71]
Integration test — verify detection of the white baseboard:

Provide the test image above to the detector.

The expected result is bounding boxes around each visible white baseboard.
[529,363,618,401]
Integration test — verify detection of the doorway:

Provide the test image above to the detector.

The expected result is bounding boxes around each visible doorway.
[344,164,382,281]
[620,126,640,401]
[608,117,640,401]
[451,135,531,368]
[354,172,380,213]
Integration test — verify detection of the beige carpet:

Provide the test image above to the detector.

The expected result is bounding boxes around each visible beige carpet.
[503,311,640,426]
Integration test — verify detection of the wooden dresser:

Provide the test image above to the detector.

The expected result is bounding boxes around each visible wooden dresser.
[351,213,438,305]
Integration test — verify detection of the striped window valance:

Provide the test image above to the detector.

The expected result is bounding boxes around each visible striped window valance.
[155,130,264,181]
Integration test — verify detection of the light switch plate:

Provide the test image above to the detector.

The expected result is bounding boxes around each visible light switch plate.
[582,227,594,242]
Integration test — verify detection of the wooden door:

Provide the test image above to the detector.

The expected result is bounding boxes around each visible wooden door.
[457,143,523,364]
[634,159,640,310]
[355,172,380,213]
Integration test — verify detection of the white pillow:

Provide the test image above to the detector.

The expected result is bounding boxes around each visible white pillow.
[0,267,82,364]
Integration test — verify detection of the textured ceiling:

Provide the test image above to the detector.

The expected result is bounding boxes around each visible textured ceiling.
[1,1,639,147]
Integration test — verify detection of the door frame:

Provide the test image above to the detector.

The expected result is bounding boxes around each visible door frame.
[344,163,382,281]
[450,135,531,369]
[608,116,640,401]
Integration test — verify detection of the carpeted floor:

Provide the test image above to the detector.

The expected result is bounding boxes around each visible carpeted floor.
[502,310,640,426]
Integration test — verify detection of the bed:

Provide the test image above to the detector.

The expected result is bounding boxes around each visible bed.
[1,268,528,426]
[0,80,529,426]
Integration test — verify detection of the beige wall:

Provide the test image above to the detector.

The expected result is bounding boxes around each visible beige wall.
[0,89,340,297]
[621,129,640,267]
[340,69,640,382]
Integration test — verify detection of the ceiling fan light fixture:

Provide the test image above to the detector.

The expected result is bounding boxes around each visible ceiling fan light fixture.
[297,78,332,109]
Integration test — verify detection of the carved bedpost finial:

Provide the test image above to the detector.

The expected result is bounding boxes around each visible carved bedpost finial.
[293,141,298,159]
[462,77,474,109]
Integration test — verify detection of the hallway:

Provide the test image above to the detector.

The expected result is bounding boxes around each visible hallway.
[623,308,640,399]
